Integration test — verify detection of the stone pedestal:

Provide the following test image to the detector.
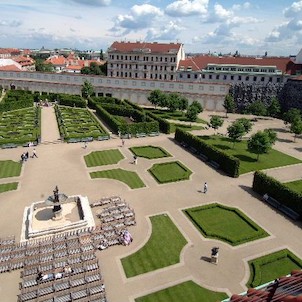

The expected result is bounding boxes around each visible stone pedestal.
[52,208,63,221]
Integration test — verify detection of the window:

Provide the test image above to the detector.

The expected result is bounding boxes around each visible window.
[199,85,204,91]
[141,82,146,86]
[202,74,205,79]
[165,57,168,62]
[125,56,127,60]
[117,55,119,60]
[209,75,212,79]
[171,66,174,71]
[261,77,265,82]
[238,75,241,81]
[169,83,174,88]
[230,75,234,80]
[220,87,225,92]
[216,75,220,80]
[269,77,272,82]
[194,74,198,79]
[179,84,184,89]
[160,83,164,88]
[121,55,123,60]
[209,86,214,91]
[245,76,249,81]
[187,74,191,79]
[170,75,174,80]
[253,76,257,81]
[189,85,193,90]
[276,77,281,83]
[223,75,227,80]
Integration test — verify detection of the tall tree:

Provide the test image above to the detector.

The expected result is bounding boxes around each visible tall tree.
[81,80,94,99]
[148,89,163,108]
[166,93,181,112]
[236,118,252,134]
[290,118,302,142]
[100,49,104,60]
[264,129,277,145]
[223,94,236,117]
[267,97,281,118]
[247,130,275,161]
[210,116,224,134]
[186,105,199,126]
[283,108,301,125]
[247,100,267,116]
[179,96,189,115]
[191,100,203,114]
[35,59,54,72]
[227,121,246,148]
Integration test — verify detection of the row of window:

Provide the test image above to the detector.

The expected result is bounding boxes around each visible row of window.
[110,71,174,80]
[207,66,276,73]
[109,63,174,72]
[179,73,281,82]
[109,54,176,63]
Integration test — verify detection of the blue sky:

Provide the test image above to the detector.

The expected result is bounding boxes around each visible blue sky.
[0,0,301,56]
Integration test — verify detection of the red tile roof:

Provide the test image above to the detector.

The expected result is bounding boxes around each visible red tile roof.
[0,48,20,55]
[0,64,21,71]
[229,270,302,302]
[109,41,182,54]
[46,56,66,66]
[13,56,35,67]
[179,55,301,75]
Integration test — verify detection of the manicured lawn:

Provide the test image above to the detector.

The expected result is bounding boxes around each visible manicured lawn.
[84,149,124,167]
[0,182,18,193]
[170,123,204,133]
[122,214,187,277]
[145,108,207,124]
[90,168,145,189]
[284,179,302,194]
[185,203,268,246]
[199,135,302,174]
[0,160,22,178]
[148,161,192,184]
[130,146,171,159]
[135,280,228,302]
[247,249,302,288]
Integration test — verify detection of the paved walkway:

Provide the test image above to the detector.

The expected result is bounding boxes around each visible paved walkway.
[0,110,301,301]
[40,105,61,143]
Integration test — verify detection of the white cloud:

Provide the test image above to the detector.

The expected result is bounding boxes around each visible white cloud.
[0,19,22,27]
[232,2,251,11]
[266,1,302,43]
[146,21,184,41]
[165,0,208,17]
[110,4,163,36]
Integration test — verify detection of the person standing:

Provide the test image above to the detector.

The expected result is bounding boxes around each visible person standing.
[121,139,125,147]
[32,148,38,158]
[204,182,208,194]
[84,142,88,149]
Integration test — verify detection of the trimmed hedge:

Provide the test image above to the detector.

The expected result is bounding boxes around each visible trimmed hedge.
[185,203,268,246]
[247,249,302,288]
[0,90,34,112]
[175,128,240,177]
[56,93,86,108]
[253,171,302,215]
[146,111,171,134]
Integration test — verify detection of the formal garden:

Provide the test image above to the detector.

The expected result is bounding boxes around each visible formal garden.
[284,179,302,194]
[184,203,268,246]
[135,280,228,302]
[148,161,192,184]
[55,105,109,142]
[247,249,302,288]
[0,160,22,178]
[0,107,41,147]
[121,214,187,277]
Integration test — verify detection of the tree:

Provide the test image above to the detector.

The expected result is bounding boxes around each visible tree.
[166,93,181,112]
[179,96,188,114]
[186,105,199,125]
[290,118,302,142]
[100,49,104,60]
[236,118,252,134]
[80,66,91,74]
[247,131,275,161]
[264,129,277,145]
[283,108,301,125]
[247,100,267,116]
[191,100,203,114]
[81,80,94,99]
[223,94,236,117]
[210,116,224,134]
[227,121,246,148]
[267,97,281,118]
[148,89,163,108]
[35,58,54,72]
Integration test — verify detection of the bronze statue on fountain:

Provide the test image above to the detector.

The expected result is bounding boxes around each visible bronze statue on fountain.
[45,186,68,220]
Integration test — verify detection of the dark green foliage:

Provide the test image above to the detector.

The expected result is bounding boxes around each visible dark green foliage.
[175,129,240,177]
[227,121,246,148]
[247,100,267,116]
[223,94,236,117]
[252,171,302,215]
[210,116,224,132]
[0,90,34,112]
[146,111,171,134]
[267,97,281,118]
[236,118,252,133]
[283,108,301,125]
[248,130,275,160]
[290,117,302,141]
[81,80,94,99]
[56,93,86,108]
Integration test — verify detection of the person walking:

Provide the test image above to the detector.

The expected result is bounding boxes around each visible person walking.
[84,142,88,149]
[121,139,125,147]
[32,148,38,158]
[204,182,208,194]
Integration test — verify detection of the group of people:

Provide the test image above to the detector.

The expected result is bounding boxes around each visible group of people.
[36,265,73,283]
[21,148,38,162]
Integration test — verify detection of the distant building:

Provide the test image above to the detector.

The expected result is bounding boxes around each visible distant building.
[177,53,302,84]
[13,56,35,71]
[46,52,105,73]
[107,41,185,81]
[0,48,21,59]
[0,59,22,71]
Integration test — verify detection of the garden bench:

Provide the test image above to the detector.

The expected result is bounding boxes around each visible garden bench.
[135,133,146,138]
[149,132,159,137]
[188,146,197,154]
[1,143,18,149]
[279,205,300,221]
[197,153,208,162]
[208,160,220,170]
[97,135,110,141]
[67,138,80,143]
[263,194,300,221]
[81,137,93,142]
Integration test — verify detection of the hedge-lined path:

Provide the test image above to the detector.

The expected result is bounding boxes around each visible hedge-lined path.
[40,105,61,143]
[0,114,302,302]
